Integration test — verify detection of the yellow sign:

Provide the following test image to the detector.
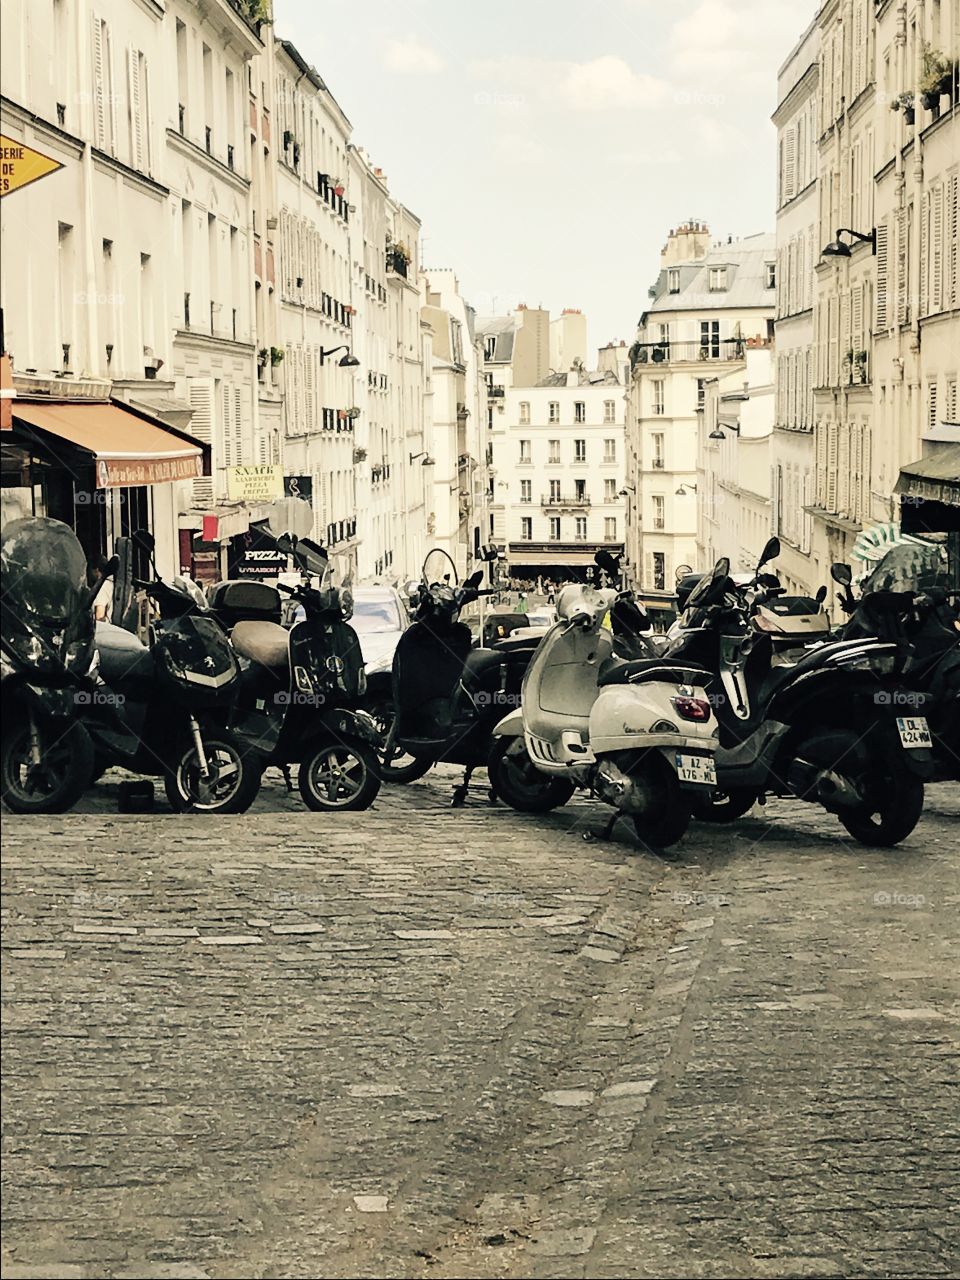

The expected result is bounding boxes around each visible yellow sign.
[0,135,64,197]
[226,464,284,502]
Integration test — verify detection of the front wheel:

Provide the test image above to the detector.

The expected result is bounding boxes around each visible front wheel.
[489,736,575,812]
[364,693,433,784]
[298,738,382,811]
[164,731,262,814]
[1,716,94,814]
[838,761,925,847]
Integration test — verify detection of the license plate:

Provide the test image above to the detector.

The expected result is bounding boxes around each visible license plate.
[896,716,932,749]
[675,753,717,786]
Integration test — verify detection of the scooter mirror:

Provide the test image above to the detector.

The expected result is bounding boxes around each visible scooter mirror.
[831,562,852,586]
[132,529,155,556]
[757,572,781,589]
[757,536,781,569]
[594,549,619,574]
[816,585,827,604]
[465,570,484,590]
[404,579,420,599]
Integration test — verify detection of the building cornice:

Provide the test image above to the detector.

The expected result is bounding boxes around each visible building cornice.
[166,128,251,194]
[92,148,169,199]
[174,329,256,355]
[0,96,84,156]
[772,63,819,126]
[195,0,264,59]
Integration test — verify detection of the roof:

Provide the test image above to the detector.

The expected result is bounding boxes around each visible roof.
[475,316,516,363]
[535,368,620,388]
[645,233,776,315]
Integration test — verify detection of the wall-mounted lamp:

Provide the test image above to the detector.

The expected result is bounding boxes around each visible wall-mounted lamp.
[320,345,360,367]
[822,227,876,258]
[675,483,698,496]
[709,422,741,440]
[618,485,636,496]
[410,451,435,465]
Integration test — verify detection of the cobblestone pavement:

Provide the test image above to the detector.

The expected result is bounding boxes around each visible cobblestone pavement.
[2,769,958,1279]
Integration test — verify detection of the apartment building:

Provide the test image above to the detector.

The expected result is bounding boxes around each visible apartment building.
[772,18,820,597]
[624,225,776,609]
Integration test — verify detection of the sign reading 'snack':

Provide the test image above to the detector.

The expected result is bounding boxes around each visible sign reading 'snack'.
[227,464,284,502]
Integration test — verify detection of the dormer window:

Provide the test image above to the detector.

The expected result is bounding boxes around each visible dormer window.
[668,267,681,294]
[765,262,776,289]
[708,267,728,292]
[484,335,497,361]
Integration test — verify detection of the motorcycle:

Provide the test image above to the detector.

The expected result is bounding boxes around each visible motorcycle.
[490,550,718,849]
[659,538,934,845]
[379,548,542,803]
[831,561,959,782]
[86,531,262,814]
[0,517,111,813]
[226,534,382,811]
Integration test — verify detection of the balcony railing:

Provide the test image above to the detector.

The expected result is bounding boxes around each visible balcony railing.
[487,385,505,398]
[542,493,591,508]
[386,248,409,278]
[630,338,748,368]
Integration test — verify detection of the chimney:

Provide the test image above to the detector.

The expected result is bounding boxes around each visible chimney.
[660,219,711,267]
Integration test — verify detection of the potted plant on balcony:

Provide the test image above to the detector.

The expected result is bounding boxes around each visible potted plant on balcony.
[891,91,916,123]
[257,347,268,367]
[346,407,361,420]
[269,346,284,367]
[855,350,869,383]
[353,447,367,463]
[920,45,954,109]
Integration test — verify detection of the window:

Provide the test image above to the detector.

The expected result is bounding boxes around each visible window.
[484,335,497,361]
[575,516,587,541]
[668,267,681,294]
[652,432,664,468]
[653,551,666,591]
[765,262,776,289]
[708,266,728,292]
[519,400,530,424]
[603,399,616,423]
[574,401,586,423]
[652,380,665,415]
[487,405,494,430]
[129,48,150,173]
[548,439,560,463]
[696,378,706,409]
[520,479,531,503]
[548,401,560,423]
[549,479,561,501]
[519,439,531,463]
[574,439,586,463]
[604,478,616,502]
[92,17,116,153]
[653,495,665,529]
[549,517,561,540]
[603,439,616,463]
[574,477,587,501]
[520,517,532,540]
[700,320,721,358]
[604,517,617,541]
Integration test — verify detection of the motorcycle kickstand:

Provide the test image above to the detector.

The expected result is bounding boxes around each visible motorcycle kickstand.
[598,810,621,842]
[451,766,474,808]
[280,763,294,793]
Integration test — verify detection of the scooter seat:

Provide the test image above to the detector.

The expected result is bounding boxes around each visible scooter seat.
[95,621,152,685]
[231,620,290,669]
[463,648,504,680]
[598,656,710,688]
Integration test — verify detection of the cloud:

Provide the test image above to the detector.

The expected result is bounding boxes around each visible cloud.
[668,0,804,89]
[470,55,667,112]
[383,38,445,75]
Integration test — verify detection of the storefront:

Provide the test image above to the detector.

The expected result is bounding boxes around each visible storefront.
[507,542,626,586]
[1,398,208,574]
[895,446,960,588]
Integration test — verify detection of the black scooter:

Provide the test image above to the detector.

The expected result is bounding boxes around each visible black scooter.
[226,534,382,811]
[661,538,934,846]
[381,552,541,804]
[1,517,113,813]
[86,532,262,814]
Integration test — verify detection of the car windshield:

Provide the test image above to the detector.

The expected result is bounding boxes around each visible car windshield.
[351,595,402,633]
[0,516,90,630]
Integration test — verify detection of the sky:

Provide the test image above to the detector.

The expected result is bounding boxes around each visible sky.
[276,0,817,355]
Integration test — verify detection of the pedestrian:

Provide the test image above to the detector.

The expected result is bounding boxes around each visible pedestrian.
[517,591,527,615]
[88,554,114,623]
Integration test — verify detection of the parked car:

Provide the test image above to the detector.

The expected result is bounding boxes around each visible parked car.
[351,584,410,676]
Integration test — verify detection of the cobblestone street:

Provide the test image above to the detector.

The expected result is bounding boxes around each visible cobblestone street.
[2,771,958,1279]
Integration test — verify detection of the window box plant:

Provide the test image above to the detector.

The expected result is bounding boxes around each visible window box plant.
[269,346,284,367]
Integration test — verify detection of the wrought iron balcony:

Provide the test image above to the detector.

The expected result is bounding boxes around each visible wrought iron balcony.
[629,338,748,368]
[541,493,591,510]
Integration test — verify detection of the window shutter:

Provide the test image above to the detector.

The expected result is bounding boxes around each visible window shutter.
[801,470,812,554]
[837,423,850,515]
[128,48,142,170]
[948,173,959,309]
[840,290,851,370]
[852,285,863,357]
[221,383,232,468]
[875,219,889,330]
[919,192,929,316]
[188,380,215,507]
[850,425,862,521]
[784,127,796,202]
[234,385,243,465]
[826,423,838,511]
[92,17,106,149]
[931,185,944,313]
[928,380,939,433]
[860,429,871,521]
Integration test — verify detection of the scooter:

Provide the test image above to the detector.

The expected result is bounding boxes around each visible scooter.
[86,532,263,814]
[831,562,959,782]
[226,534,382,811]
[1,517,111,813]
[380,549,541,804]
[490,550,718,849]
[659,538,934,845]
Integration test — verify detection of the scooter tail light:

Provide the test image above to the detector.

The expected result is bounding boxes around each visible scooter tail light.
[672,695,712,722]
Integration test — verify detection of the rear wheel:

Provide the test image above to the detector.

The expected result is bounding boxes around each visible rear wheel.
[691,787,758,823]
[488,736,575,812]
[1,717,94,814]
[299,738,382,811]
[164,731,262,814]
[621,750,692,850]
[838,759,925,847]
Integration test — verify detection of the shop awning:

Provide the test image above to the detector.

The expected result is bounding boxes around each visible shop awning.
[894,446,960,507]
[12,400,207,487]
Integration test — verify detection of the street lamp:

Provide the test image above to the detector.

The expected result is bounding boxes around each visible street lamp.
[675,483,697,496]
[709,422,740,440]
[320,345,360,366]
[821,227,876,258]
[409,451,435,465]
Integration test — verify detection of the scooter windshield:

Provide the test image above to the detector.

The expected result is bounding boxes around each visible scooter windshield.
[1,517,91,637]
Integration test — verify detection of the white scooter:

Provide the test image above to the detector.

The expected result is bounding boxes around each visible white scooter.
[489,551,719,848]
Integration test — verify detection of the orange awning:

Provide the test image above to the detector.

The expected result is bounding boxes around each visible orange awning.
[0,354,14,430]
[12,400,206,487]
